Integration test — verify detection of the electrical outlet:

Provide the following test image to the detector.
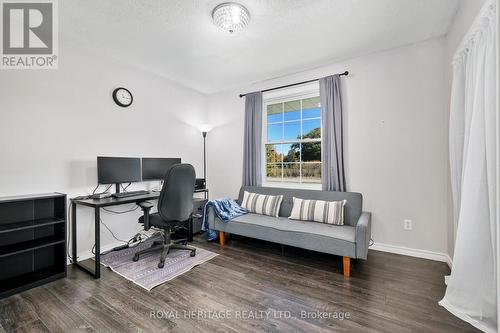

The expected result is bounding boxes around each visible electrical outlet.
[404,219,413,230]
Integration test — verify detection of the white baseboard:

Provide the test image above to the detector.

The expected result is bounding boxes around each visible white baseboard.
[445,254,453,269]
[370,242,453,268]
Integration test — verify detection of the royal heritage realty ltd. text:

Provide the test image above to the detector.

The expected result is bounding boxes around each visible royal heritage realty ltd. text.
[150,310,352,321]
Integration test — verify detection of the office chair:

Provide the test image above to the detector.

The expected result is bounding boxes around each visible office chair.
[134,163,197,268]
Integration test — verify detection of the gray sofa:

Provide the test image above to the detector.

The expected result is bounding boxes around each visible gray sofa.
[207,186,371,277]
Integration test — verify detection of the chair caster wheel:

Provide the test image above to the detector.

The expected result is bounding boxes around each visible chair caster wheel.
[190,250,196,257]
[158,261,165,268]
[133,254,139,262]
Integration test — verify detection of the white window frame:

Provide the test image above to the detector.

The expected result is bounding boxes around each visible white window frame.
[262,82,322,190]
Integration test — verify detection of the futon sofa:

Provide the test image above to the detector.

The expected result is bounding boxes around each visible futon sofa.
[206,186,371,278]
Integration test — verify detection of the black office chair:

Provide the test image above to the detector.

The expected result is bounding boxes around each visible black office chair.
[134,163,197,268]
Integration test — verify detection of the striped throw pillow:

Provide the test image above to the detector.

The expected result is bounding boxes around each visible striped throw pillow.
[289,197,347,225]
[241,191,283,217]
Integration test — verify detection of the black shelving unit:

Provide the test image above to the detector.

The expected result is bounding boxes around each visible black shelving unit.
[0,193,67,299]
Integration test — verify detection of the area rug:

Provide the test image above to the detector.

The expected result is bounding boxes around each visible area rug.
[100,237,218,291]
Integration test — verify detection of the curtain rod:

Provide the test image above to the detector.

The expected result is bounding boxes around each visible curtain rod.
[239,71,349,98]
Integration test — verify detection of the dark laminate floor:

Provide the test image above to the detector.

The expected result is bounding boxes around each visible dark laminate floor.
[0,235,479,333]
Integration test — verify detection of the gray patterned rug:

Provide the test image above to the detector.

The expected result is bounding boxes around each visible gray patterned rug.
[100,237,218,291]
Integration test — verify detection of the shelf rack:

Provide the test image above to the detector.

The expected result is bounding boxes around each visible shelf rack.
[0,193,67,299]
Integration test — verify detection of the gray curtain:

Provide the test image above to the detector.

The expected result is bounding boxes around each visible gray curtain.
[320,75,346,191]
[243,92,263,186]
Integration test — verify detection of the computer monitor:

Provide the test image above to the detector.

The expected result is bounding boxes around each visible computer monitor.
[141,157,181,181]
[97,156,142,192]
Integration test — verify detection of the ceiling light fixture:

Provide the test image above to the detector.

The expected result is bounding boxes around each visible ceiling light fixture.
[212,2,250,34]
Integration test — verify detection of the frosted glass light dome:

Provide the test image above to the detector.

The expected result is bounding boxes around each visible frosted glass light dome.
[212,2,250,33]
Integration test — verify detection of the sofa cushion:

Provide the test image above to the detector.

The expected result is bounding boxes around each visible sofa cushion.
[289,197,347,225]
[241,191,283,217]
[211,213,356,257]
[231,213,355,241]
[238,186,362,227]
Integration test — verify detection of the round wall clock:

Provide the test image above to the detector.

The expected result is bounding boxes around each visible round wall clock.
[112,87,133,107]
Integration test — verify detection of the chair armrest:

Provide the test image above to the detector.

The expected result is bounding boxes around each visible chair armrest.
[138,201,154,231]
[355,212,372,260]
[138,201,154,210]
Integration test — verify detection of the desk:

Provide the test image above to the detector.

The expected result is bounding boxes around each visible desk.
[71,192,205,279]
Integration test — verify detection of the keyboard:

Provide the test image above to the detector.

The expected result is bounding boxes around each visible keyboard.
[111,190,149,199]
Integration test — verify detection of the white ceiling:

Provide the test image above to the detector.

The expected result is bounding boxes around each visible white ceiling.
[62,0,460,94]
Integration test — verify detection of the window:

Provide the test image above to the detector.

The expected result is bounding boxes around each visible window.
[263,88,321,187]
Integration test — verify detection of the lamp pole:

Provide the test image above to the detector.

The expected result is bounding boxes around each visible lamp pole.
[203,131,207,181]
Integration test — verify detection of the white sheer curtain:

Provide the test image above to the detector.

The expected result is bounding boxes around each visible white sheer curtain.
[439,1,498,332]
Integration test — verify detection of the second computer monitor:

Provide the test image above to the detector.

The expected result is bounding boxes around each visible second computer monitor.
[142,157,181,181]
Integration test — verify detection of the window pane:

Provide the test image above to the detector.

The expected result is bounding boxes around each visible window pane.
[284,121,300,141]
[267,123,282,142]
[266,164,282,182]
[267,103,283,123]
[283,143,300,163]
[302,97,321,119]
[303,107,320,119]
[301,142,321,162]
[302,119,321,139]
[266,144,283,164]
[301,163,321,183]
[284,100,300,121]
[283,163,300,182]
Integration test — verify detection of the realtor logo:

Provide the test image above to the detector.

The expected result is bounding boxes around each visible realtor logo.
[1,0,58,69]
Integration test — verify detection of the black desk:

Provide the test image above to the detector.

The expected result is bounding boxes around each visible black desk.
[71,192,204,279]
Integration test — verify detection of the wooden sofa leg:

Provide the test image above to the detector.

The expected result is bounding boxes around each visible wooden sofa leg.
[343,256,351,278]
[219,231,225,248]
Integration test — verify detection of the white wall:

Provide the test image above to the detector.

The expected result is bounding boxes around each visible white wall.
[0,43,207,259]
[207,38,450,255]
[443,0,487,258]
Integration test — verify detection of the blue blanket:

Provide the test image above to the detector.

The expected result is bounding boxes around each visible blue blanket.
[202,198,248,241]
